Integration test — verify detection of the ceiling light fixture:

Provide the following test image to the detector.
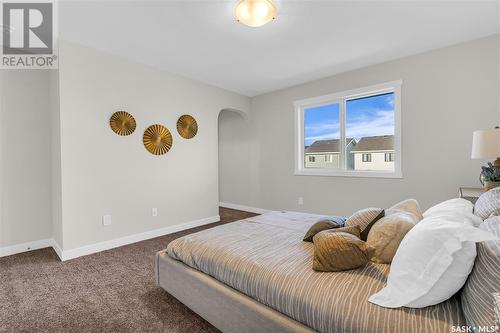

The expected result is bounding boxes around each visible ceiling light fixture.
[234,0,277,28]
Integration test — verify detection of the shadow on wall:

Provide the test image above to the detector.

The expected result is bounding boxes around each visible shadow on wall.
[217,108,260,208]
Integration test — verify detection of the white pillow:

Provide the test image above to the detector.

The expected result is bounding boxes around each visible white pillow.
[423,198,473,218]
[368,214,496,308]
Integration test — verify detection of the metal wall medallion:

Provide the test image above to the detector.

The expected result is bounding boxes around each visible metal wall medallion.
[176,114,198,139]
[110,111,136,136]
[143,124,173,155]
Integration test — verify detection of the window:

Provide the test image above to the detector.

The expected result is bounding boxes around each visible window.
[308,156,315,162]
[303,103,340,169]
[294,81,402,178]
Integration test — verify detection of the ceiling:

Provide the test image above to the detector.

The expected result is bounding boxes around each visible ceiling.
[60,1,500,97]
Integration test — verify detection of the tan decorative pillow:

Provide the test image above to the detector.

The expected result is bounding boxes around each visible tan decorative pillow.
[303,216,346,242]
[323,225,361,237]
[366,212,420,263]
[345,208,384,241]
[312,226,373,272]
[387,199,423,220]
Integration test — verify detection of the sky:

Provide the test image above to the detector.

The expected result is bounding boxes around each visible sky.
[304,92,394,146]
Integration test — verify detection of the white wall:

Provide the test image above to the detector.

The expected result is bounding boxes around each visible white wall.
[50,69,63,248]
[219,34,500,215]
[0,70,53,247]
[58,41,250,251]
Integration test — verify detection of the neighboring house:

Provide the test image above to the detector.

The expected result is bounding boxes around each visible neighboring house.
[305,138,356,169]
[351,135,395,171]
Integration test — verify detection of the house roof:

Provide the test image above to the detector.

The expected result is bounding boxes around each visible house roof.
[351,135,394,152]
[305,139,354,153]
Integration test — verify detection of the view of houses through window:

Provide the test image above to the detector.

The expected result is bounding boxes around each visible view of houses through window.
[304,92,395,172]
[304,103,341,169]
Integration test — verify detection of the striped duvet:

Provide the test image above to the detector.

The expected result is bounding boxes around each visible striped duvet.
[167,211,465,333]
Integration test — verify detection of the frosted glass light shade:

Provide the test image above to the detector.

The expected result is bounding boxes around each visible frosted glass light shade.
[471,127,500,159]
[235,0,276,27]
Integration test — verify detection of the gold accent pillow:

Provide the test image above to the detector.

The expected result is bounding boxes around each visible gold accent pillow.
[303,216,346,242]
[367,212,420,264]
[344,208,385,241]
[366,199,423,264]
[312,226,374,272]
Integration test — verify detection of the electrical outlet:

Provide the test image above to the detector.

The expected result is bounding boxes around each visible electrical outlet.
[102,214,112,226]
[298,197,304,205]
[152,208,158,217]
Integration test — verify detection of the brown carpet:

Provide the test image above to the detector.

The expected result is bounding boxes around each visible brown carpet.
[0,208,258,333]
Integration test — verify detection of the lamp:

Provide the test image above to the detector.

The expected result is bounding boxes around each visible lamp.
[471,127,500,167]
[234,0,276,27]
[472,126,500,190]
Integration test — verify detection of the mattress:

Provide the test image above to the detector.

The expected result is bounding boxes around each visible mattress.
[167,211,465,333]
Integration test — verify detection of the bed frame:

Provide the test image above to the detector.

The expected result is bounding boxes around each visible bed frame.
[155,250,314,333]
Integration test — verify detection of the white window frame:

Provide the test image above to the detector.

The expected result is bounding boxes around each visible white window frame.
[294,80,402,178]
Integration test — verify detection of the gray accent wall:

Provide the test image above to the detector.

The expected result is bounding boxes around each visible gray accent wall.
[219,34,500,215]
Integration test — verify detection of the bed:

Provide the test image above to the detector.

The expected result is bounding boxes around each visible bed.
[156,211,465,333]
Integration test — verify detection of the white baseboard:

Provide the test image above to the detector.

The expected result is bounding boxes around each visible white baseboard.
[51,239,63,260]
[59,215,220,261]
[0,238,53,257]
[219,202,270,215]
[1,215,220,261]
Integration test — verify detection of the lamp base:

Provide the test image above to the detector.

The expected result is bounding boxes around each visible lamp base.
[494,157,500,168]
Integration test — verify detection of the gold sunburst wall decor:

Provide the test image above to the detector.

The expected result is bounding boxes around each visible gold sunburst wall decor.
[109,111,136,136]
[176,114,198,139]
[143,124,173,155]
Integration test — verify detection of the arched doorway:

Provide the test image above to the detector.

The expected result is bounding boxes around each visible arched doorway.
[217,108,260,209]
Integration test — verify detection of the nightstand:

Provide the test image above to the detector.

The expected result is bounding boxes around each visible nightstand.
[458,187,485,204]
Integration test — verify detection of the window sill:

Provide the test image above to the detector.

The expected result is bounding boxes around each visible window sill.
[294,168,403,179]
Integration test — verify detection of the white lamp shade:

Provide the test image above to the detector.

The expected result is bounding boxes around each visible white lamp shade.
[471,128,500,159]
